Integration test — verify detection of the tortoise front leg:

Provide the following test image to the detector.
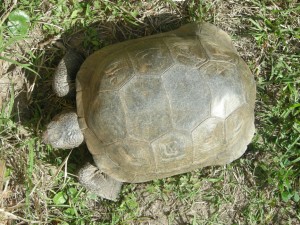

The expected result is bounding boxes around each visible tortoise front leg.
[78,163,122,201]
[53,49,84,97]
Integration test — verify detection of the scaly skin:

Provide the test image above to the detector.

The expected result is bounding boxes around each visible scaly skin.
[44,50,122,200]
[53,49,84,97]
[43,111,84,149]
[78,162,122,201]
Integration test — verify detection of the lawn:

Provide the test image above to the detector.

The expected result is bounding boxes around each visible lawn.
[0,0,299,224]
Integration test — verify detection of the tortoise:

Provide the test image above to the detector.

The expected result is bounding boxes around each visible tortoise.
[43,22,256,201]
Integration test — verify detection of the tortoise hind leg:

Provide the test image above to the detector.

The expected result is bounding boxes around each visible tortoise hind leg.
[78,163,122,201]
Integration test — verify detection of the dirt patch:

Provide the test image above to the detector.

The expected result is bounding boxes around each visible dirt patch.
[0,24,45,121]
[0,60,23,110]
[208,0,260,62]
[131,167,252,224]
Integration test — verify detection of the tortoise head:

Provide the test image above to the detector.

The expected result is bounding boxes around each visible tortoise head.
[43,112,84,149]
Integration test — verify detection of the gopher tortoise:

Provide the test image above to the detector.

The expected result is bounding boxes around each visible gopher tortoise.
[43,22,256,201]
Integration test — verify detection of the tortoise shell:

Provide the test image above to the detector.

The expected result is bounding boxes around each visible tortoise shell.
[76,22,256,183]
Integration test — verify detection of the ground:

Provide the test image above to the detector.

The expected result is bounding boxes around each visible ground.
[0,0,299,224]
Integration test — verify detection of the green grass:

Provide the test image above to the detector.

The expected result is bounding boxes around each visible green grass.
[0,0,299,224]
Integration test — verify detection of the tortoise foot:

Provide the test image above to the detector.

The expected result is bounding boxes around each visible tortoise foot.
[78,162,122,201]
